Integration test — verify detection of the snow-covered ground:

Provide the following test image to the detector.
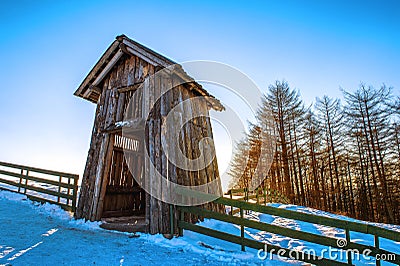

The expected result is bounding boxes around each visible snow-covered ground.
[0,190,399,265]
[0,190,287,266]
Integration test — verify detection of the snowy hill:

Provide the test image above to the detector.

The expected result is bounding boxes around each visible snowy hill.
[0,190,399,265]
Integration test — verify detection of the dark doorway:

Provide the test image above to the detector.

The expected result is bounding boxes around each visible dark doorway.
[102,134,145,218]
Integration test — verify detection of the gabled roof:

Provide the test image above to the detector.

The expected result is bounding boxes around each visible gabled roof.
[74,35,224,111]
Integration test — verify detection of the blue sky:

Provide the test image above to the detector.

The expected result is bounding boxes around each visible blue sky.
[0,1,399,180]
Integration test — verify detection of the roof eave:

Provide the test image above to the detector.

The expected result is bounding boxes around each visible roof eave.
[73,40,120,100]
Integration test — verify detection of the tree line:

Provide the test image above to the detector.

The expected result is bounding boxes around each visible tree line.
[229,81,400,224]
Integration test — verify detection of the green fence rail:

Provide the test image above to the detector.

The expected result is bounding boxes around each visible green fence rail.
[225,187,289,214]
[0,161,79,211]
[176,188,400,266]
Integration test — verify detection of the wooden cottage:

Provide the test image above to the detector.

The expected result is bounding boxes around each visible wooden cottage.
[74,35,224,234]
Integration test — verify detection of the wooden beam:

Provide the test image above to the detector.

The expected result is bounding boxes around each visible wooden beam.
[83,85,101,98]
[121,40,172,67]
[74,40,120,97]
[117,82,143,93]
[92,49,125,87]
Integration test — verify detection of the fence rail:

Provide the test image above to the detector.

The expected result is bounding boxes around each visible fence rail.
[225,187,289,215]
[0,161,79,211]
[176,188,400,266]
[227,187,289,203]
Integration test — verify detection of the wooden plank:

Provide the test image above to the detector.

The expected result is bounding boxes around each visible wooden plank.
[179,88,195,208]
[91,132,110,220]
[148,118,158,233]
[122,41,171,68]
[188,91,206,196]
[199,98,223,212]
[151,65,168,233]
[126,54,136,86]
[92,49,124,87]
[95,133,115,220]
[160,74,175,233]
[116,90,125,122]
[74,40,119,98]
[117,83,143,93]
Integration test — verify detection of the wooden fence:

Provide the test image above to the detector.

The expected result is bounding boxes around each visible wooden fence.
[176,189,400,266]
[0,161,79,211]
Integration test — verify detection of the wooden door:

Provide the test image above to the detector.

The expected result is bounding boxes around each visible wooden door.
[102,134,145,218]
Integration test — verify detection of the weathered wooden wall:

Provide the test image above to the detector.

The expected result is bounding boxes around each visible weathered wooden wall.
[75,53,223,234]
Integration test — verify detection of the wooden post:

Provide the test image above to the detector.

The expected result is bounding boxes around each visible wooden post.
[72,175,78,212]
[374,235,381,266]
[170,204,174,236]
[18,169,23,193]
[345,228,352,265]
[67,177,72,205]
[179,210,184,236]
[57,176,62,203]
[230,190,233,216]
[24,170,29,194]
[240,208,245,251]
[256,188,259,205]
[263,187,266,205]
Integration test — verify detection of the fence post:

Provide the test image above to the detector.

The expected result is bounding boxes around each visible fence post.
[374,235,381,266]
[18,169,24,193]
[345,227,352,265]
[67,177,72,205]
[57,176,62,203]
[179,210,184,236]
[72,175,78,212]
[24,170,29,194]
[170,204,174,236]
[240,208,245,251]
[230,190,233,216]
[263,187,266,205]
[256,188,259,205]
